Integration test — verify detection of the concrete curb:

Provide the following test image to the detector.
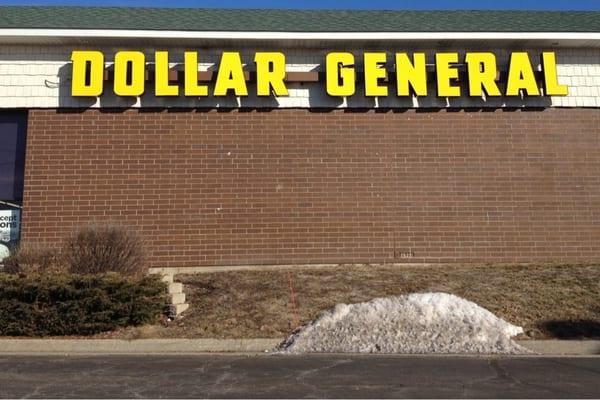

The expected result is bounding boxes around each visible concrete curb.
[517,340,600,355]
[0,339,281,354]
[0,339,598,355]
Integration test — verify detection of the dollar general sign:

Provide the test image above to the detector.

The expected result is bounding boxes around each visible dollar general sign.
[70,51,568,98]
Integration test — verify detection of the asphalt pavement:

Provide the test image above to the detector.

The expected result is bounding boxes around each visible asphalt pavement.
[0,354,599,398]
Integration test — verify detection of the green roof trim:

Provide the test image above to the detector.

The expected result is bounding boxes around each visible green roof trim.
[0,6,599,33]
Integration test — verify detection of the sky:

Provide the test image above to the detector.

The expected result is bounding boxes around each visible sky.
[0,0,599,10]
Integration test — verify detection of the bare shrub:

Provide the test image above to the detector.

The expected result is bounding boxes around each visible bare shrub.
[2,244,66,274]
[63,223,146,278]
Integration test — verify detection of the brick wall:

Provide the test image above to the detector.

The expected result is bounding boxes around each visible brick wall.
[22,108,600,266]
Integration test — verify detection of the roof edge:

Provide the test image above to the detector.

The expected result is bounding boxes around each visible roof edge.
[1,5,598,13]
[2,28,600,41]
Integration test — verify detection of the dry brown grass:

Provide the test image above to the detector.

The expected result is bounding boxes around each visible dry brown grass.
[112,263,600,340]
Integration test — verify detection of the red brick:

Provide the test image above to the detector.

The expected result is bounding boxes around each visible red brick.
[21,108,600,267]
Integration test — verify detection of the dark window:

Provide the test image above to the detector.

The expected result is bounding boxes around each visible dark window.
[0,112,27,204]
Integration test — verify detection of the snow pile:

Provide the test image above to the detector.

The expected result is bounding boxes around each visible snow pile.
[280,292,529,354]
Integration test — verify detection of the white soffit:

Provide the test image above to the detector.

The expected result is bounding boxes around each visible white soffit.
[1,29,600,48]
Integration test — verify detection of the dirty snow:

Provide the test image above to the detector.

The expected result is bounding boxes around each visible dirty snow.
[280,292,529,354]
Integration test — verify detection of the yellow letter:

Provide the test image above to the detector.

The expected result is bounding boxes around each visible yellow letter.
[184,52,208,97]
[465,52,501,97]
[214,52,248,97]
[114,51,145,97]
[254,52,288,96]
[155,51,178,96]
[364,52,388,97]
[506,52,540,96]
[395,53,427,97]
[436,53,461,97]
[326,52,355,97]
[541,52,568,96]
[71,50,104,97]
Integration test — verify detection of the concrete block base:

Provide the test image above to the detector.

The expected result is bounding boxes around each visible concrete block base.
[151,272,189,317]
